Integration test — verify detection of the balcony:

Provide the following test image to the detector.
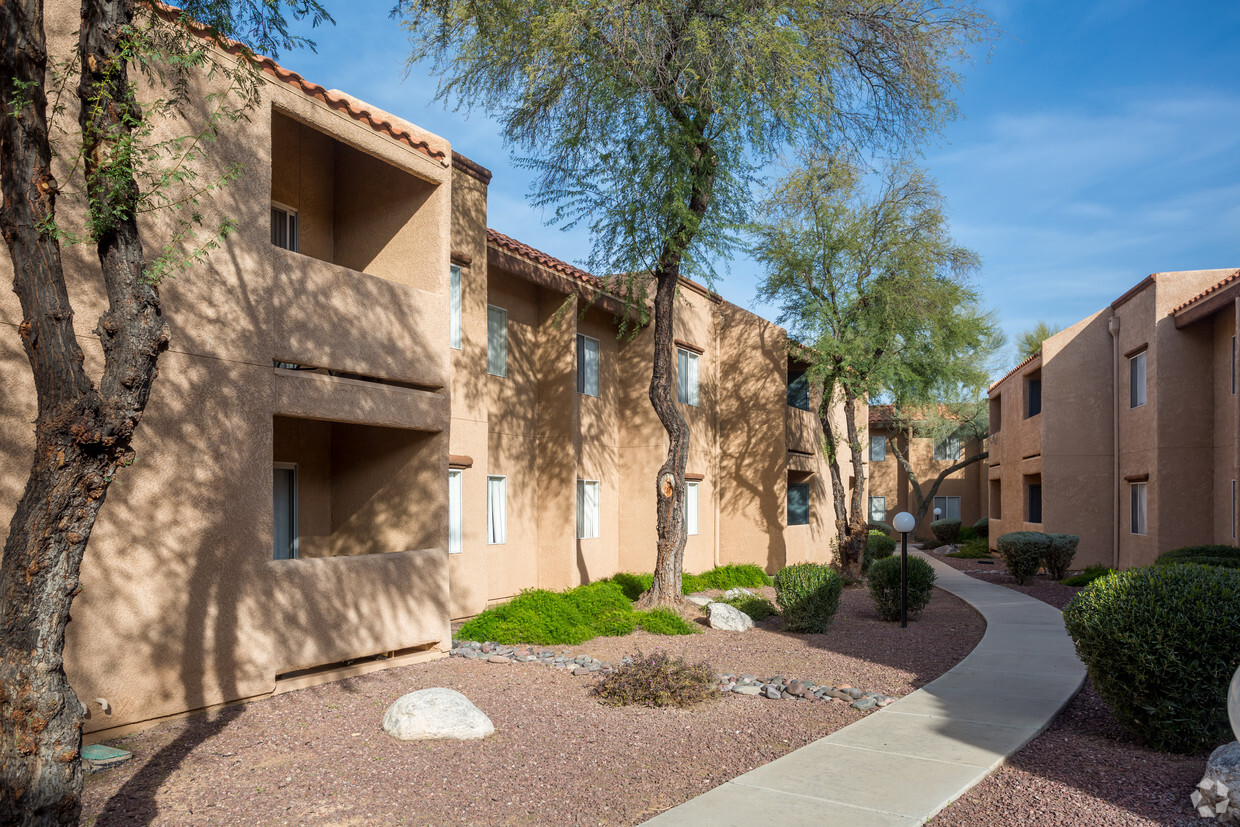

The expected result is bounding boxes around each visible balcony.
[786,405,819,455]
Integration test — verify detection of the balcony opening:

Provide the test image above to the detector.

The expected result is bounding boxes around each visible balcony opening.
[989,393,1002,433]
[989,479,1001,519]
[1024,473,1042,524]
[787,357,812,411]
[1025,369,1042,418]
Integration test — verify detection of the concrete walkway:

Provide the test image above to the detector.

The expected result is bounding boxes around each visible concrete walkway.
[642,551,1087,826]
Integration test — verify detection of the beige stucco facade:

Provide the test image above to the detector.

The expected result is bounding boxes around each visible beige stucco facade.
[0,9,851,736]
[987,268,1240,568]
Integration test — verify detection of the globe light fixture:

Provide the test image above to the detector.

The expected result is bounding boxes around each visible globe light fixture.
[893,512,916,534]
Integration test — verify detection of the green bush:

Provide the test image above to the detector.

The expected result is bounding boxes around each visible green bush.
[773,563,843,633]
[930,518,962,545]
[1060,565,1113,586]
[863,530,897,574]
[947,537,992,559]
[591,650,718,708]
[973,516,989,538]
[997,531,1051,584]
[605,572,653,601]
[1154,545,1240,570]
[1063,564,1240,752]
[869,521,894,535]
[692,564,774,590]
[867,556,937,621]
[722,594,778,621]
[1042,534,1080,580]
[593,609,639,637]
[634,608,697,635]
[958,525,979,542]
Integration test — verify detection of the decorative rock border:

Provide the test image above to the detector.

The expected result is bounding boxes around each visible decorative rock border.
[449,640,899,711]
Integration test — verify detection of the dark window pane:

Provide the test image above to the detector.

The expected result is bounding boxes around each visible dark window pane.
[787,370,811,411]
[788,483,810,526]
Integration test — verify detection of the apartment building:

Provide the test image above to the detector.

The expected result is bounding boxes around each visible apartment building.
[0,10,847,735]
[987,268,1240,568]
[867,405,988,538]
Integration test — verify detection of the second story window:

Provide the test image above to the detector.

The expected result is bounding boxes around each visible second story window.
[577,334,600,396]
[787,369,811,411]
[271,203,298,252]
[449,264,462,350]
[677,347,700,406]
[487,306,507,377]
[1025,372,1042,418]
[685,481,700,535]
[934,433,961,461]
[869,435,886,462]
[1129,350,1147,408]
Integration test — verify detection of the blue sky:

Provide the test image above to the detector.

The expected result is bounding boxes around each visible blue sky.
[281,2,1239,374]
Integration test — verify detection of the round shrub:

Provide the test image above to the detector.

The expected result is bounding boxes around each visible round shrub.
[997,531,1051,585]
[930,518,961,545]
[1063,564,1240,753]
[863,530,897,574]
[867,555,936,621]
[869,520,894,535]
[973,516,989,538]
[1155,545,1240,570]
[773,563,843,633]
[591,650,717,708]
[958,525,979,542]
[1043,533,1080,580]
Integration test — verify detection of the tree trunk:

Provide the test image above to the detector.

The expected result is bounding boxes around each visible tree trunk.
[888,436,988,525]
[0,2,167,822]
[818,384,849,546]
[836,386,868,578]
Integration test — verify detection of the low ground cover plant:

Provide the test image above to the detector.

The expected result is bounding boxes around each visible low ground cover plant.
[1063,564,1240,753]
[957,525,978,542]
[869,520,894,535]
[1042,533,1080,580]
[1154,544,1240,570]
[721,593,778,621]
[947,537,991,559]
[930,518,962,545]
[591,650,718,708]
[604,564,772,600]
[867,556,936,621]
[773,563,843,632]
[863,530,896,573]
[1060,565,1113,586]
[997,531,1051,584]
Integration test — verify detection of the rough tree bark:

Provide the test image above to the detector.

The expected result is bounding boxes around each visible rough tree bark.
[0,1,168,823]
[816,380,868,578]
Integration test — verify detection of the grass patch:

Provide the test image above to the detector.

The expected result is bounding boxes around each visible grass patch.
[602,564,772,599]
[946,537,992,559]
[1061,565,1114,586]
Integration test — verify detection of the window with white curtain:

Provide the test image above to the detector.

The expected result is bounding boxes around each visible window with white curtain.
[448,470,463,554]
[1129,350,1147,408]
[577,334,600,397]
[933,495,961,521]
[1130,481,1147,535]
[487,306,507,377]
[676,347,700,406]
[685,481,700,535]
[868,495,886,524]
[934,433,961,461]
[577,479,600,539]
[487,475,506,544]
[449,264,462,350]
[869,435,886,462]
[270,204,298,252]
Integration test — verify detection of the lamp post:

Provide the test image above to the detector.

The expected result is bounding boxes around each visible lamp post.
[893,512,916,629]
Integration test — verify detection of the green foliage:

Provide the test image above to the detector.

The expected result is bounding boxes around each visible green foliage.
[996,531,1051,585]
[863,531,897,574]
[972,516,989,537]
[1060,565,1114,586]
[958,525,978,542]
[721,595,778,621]
[867,555,937,621]
[690,564,773,590]
[593,610,639,637]
[869,521,894,535]
[1042,533,1080,580]
[773,563,843,633]
[1154,545,1240,570]
[606,572,653,601]
[634,608,697,636]
[1063,564,1240,753]
[1015,321,1063,360]
[591,650,717,708]
[947,537,991,559]
[930,518,962,545]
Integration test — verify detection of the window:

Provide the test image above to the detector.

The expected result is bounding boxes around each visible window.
[1130,481,1147,535]
[487,475,507,544]
[1129,350,1147,408]
[676,347,700,406]
[788,483,810,526]
[577,479,600,539]
[787,369,811,411]
[448,469,463,554]
[271,204,299,252]
[1232,336,1236,395]
[1027,481,1043,524]
[273,463,298,560]
[868,496,886,524]
[989,394,1002,433]
[1025,372,1041,418]
[487,306,507,377]
[449,264,462,350]
[869,435,886,462]
[685,481,700,536]
[1233,479,1236,539]
[989,479,1002,519]
[934,433,961,461]
[933,495,961,521]
[576,334,600,397]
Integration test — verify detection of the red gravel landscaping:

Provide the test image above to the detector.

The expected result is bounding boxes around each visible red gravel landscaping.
[81,585,983,826]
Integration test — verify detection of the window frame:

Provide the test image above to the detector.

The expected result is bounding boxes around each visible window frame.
[1130,481,1147,535]
[1027,481,1043,524]
[868,495,886,524]
[270,202,299,252]
[786,369,811,411]
[487,475,507,544]
[273,462,299,560]
[1129,350,1147,409]
[869,435,886,462]
[577,479,601,540]
[487,305,508,377]
[448,469,463,554]
[676,346,700,406]
[449,264,462,350]
[685,480,700,536]
[576,333,600,397]
[933,433,962,462]
[932,495,961,522]
[787,482,810,526]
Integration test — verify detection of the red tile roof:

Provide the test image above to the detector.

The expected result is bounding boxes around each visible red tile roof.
[868,403,969,426]
[486,229,600,287]
[1170,268,1240,315]
[988,351,1041,393]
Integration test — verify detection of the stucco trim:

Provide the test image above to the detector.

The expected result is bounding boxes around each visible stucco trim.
[450,251,473,267]
[449,454,474,469]
[1123,343,1148,358]
[1173,275,1240,329]
[1123,472,1150,482]
[452,151,494,185]
[685,472,706,481]
[674,338,705,355]
[1111,274,1156,310]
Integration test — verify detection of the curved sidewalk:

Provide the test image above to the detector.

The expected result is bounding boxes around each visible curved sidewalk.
[642,551,1087,826]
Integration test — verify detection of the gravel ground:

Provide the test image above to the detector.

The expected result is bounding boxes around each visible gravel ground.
[82,585,983,826]
[920,544,1210,826]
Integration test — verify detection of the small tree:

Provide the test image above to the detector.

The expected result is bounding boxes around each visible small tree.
[1015,320,1062,360]
[396,0,993,605]
[883,401,990,527]
[752,154,1001,576]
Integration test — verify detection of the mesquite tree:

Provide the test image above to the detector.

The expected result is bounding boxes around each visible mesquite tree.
[752,154,1000,576]
[883,402,990,526]
[0,2,328,822]
[397,0,992,604]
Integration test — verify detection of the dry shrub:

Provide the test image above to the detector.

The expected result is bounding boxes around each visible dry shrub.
[591,650,717,708]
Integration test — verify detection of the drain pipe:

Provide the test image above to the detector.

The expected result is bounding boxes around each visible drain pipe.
[1109,314,1121,569]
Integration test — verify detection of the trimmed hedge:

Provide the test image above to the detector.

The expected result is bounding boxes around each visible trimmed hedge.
[869,521,894,535]
[930,518,962,545]
[997,531,1051,584]
[863,530,897,574]
[1154,545,1240,570]
[1043,533,1080,580]
[867,556,937,621]
[958,525,979,542]
[773,563,843,633]
[1063,564,1240,753]
[973,516,989,538]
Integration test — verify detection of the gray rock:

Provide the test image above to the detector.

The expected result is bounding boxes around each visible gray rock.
[1197,742,1240,825]
[486,655,511,664]
[786,680,807,696]
[733,685,762,695]
[824,688,853,702]
[686,594,714,607]
[383,688,494,741]
[851,697,878,711]
[706,602,754,632]
[762,685,782,700]
[572,667,591,676]
[934,544,957,555]
[720,587,756,601]
[846,687,864,699]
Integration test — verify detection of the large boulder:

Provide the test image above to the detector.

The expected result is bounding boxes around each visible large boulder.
[1193,741,1240,823]
[706,601,754,632]
[382,688,494,741]
[686,594,714,607]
